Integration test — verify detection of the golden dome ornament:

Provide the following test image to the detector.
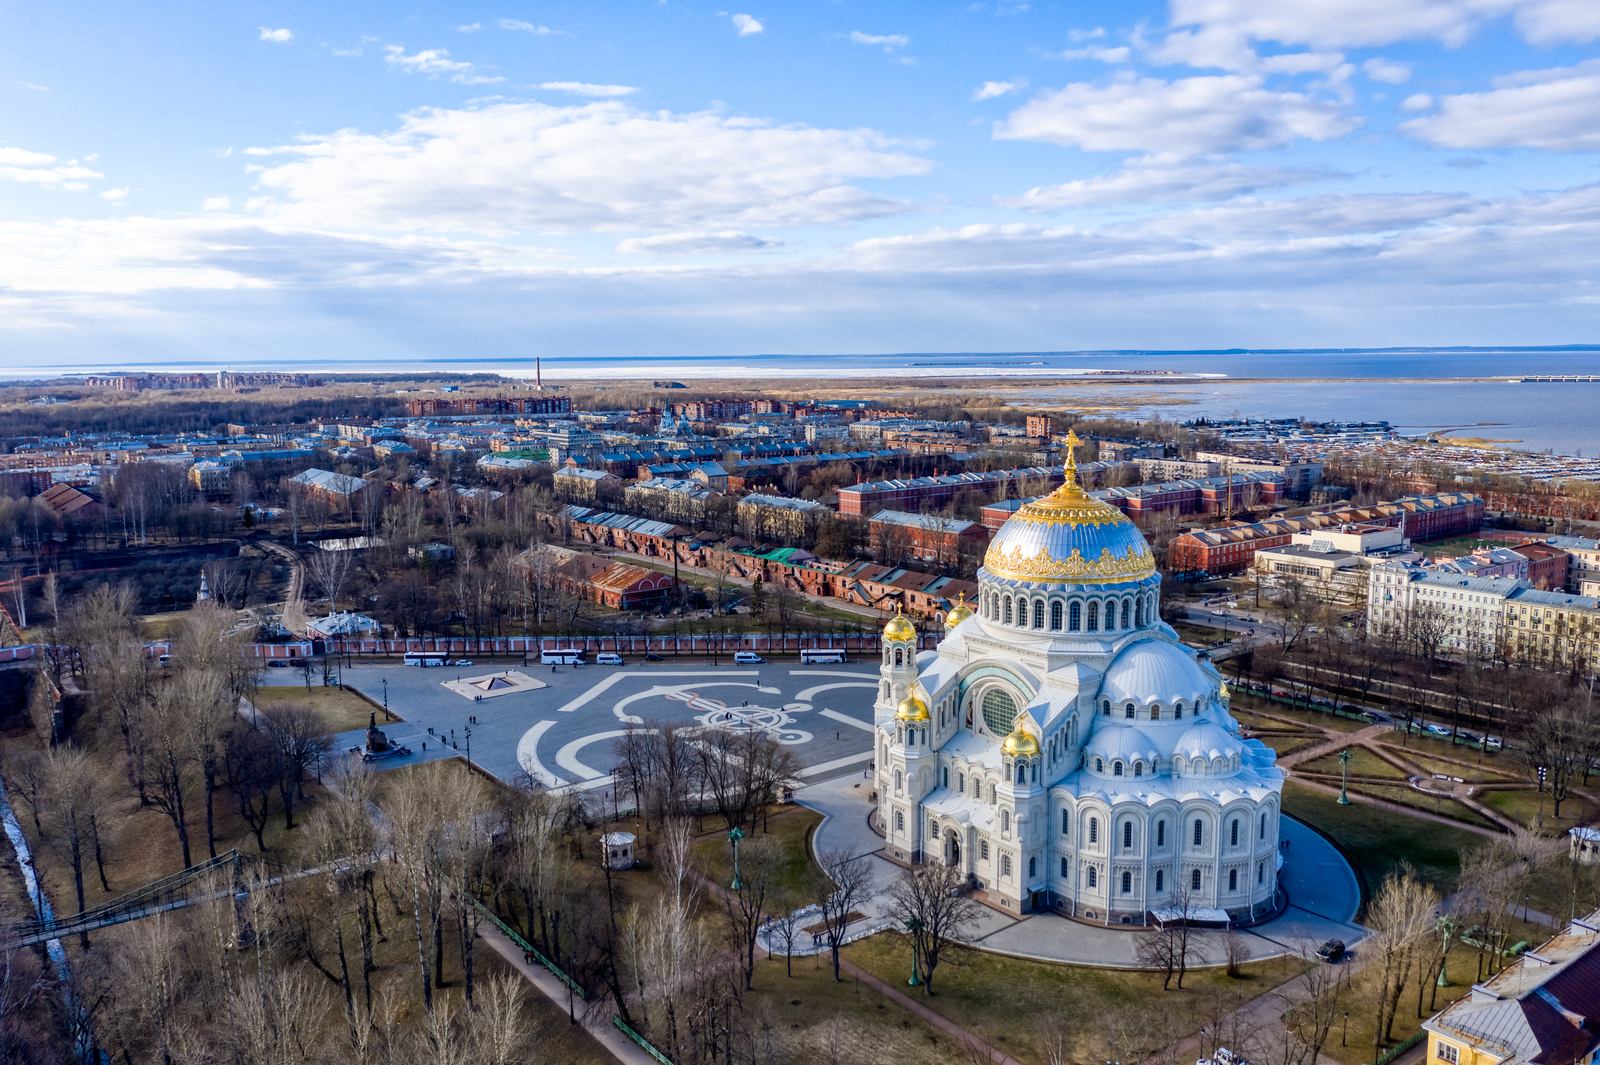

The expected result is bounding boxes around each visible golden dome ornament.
[883,605,916,641]
[895,695,930,722]
[944,593,975,630]
[1002,728,1040,757]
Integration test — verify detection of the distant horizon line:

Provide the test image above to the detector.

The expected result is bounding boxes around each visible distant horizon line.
[8,343,1600,378]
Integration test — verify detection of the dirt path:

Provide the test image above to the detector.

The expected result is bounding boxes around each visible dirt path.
[260,541,308,636]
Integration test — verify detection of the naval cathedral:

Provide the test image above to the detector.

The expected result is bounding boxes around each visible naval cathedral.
[874,435,1284,923]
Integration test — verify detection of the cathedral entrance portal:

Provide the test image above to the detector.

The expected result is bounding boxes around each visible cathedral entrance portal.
[944,829,961,868]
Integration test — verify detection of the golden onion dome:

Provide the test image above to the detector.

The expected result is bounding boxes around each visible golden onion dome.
[1218,680,1230,700]
[944,596,975,630]
[1002,728,1040,757]
[981,430,1155,585]
[883,609,916,642]
[895,695,929,722]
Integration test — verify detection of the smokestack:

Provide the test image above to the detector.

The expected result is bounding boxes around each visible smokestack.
[536,357,542,390]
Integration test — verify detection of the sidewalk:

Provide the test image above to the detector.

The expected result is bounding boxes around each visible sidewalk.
[476,919,659,1065]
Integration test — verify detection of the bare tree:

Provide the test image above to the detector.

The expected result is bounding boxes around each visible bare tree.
[884,860,982,994]
[813,847,878,982]
[43,744,101,944]
[305,548,353,612]
[725,835,780,991]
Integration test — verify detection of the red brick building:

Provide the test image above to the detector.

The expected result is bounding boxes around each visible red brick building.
[1170,492,1485,576]
[555,552,678,609]
[1512,541,1571,590]
[868,510,989,562]
[1026,415,1056,439]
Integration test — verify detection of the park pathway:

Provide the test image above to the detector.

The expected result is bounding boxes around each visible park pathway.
[476,918,660,1065]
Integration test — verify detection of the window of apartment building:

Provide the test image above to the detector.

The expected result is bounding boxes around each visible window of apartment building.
[1435,1042,1458,1065]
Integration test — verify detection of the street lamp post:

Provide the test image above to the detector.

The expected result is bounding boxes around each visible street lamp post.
[905,917,923,987]
[728,827,744,890]
[382,677,390,721]
[464,725,472,770]
[1337,749,1354,805]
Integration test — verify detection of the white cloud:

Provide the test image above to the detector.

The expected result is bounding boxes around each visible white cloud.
[259,27,293,44]
[1401,92,1434,110]
[617,231,783,255]
[848,31,909,50]
[973,80,1024,100]
[996,73,1358,157]
[1058,45,1131,62]
[384,46,472,76]
[202,197,231,211]
[0,147,104,189]
[1400,61,1600,150]
[1363,58,1412,84]
[731,14,763,36]
[1162,0,1599,56]
[497,19,554,34]
[997,162,1331,209]
[14,81,50,92]
[246,100,931,232]
[457,23,482,33]
[332,47,363,57]
[100,187,130,202]
[1068,27,1107,41]
[537,82,639,97]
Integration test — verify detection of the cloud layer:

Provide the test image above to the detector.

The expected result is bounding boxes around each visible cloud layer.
[247,100,931,232]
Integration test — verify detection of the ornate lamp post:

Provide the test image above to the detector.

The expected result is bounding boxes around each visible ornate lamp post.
[1337,749,1354,805]
[905,917,923,986]
[728,826,745,890]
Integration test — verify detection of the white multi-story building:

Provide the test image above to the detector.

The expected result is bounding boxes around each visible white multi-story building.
[1367,563,1523,654]
[875,436,1283,923]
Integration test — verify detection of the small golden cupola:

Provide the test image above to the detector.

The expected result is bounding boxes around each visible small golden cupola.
[895,694,930,722]
[883,605,916,641]
[944,593,975,631]
[1002,727,1040,757]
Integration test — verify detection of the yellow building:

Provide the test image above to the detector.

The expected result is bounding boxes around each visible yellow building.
[1502,588,1600,672]
[1423,908,1600,1065]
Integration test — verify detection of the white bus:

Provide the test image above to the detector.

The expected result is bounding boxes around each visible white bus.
[540,648,586,665]
[404,651,450,667]
[799,648,848,664]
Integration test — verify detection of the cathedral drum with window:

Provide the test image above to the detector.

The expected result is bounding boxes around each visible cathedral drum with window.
[875,433,1284,923]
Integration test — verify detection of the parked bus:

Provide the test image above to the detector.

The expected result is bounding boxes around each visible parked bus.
[404,651,450,668]
[540,648,586,665]
[799,648,848,664]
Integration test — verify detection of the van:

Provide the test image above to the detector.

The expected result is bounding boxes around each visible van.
[596,652,624,665]
[733,652,765,665]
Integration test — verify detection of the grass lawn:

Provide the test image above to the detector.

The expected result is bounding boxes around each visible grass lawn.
[1348,784,1500,831]
[1297,747,1409,780]
[845,932,1305,1065]
[1256,737,1323,760]
[1480,788,1598,835]
[1382,731,1515,767]
[1282,783,1489,898]
[1395,750,1521,785]
[746,947,972,1064]
[692,808,827,903]
[251,682,394,732]
[1230,695,1369,733]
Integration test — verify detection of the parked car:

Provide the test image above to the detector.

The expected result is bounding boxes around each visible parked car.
[456,659,473,667]
[1316,939,1346,962]
[1426,724,1451,737]
[1485,736,1504,749]
[267,660,287,668]
[644,653,663,662]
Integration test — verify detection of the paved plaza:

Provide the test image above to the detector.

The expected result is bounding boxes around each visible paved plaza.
[260,657,882,789]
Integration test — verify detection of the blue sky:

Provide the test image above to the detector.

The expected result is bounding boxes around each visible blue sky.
[2,0,1599,369]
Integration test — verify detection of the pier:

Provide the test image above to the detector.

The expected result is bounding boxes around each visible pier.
[1515,375,1600,382]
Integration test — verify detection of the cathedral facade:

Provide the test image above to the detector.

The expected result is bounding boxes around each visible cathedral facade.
[874,436,1284,923]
